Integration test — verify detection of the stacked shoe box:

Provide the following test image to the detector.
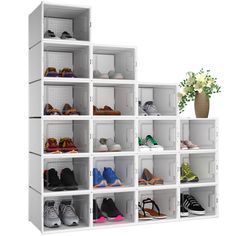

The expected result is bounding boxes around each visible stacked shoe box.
[29,2,219,233]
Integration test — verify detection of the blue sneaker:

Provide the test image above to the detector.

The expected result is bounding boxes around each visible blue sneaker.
[103,167,122,187]
[93,168,107,187]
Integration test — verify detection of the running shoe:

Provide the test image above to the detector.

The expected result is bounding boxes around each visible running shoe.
[44,200,61,228]
[59,200,79,226]
[101,198,124,221]
[93,199,107,223]
[181,162,199,182]
[93,168,107,187]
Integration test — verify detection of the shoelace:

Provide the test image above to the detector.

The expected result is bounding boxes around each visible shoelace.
[45,206,58,218]
[62,205,76,216]
[48,170,60,184]
[107,200,119,212]
[183,164,194,176]
[184,195,200,206]
[106,169,118,179]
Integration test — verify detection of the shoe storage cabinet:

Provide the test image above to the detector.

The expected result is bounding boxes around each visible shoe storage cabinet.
[29,2,219,233]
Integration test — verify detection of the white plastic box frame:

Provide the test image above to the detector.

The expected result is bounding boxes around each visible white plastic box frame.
[93,83,135,116]
[29,2,219,234]
[93,46,136,81]
[44,43,90,79]
[44,83,90,116]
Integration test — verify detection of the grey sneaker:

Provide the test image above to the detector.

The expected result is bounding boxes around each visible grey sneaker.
[138,101,148,116]
[93,138,108,152]
[143,101,160,116]
[59,200,79,226]
[44,201,61,228]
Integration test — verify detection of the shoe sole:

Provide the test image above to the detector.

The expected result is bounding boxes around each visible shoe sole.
[64,186,78,191]
[93,216,107,223]
[186,209,205,215]
[47,186,64,191]
[180,212,189,217]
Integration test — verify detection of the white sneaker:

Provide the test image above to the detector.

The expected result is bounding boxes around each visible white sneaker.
[93,139,108,152]
[106,138,121,152]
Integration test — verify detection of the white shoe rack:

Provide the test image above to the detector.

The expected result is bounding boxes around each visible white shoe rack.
[29,2,219,233]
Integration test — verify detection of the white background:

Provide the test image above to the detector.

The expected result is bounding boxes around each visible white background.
[0,0,235,235]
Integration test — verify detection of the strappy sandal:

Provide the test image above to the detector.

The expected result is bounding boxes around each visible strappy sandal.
[142,168,164,185]
[59,138,78,153]
[138,202,153,220]
[45,138,62,153]
[62,103,80,115]
[44,103,61,115]
[142,198,167,219]
[59,68,76,78]
[44,67,59,77]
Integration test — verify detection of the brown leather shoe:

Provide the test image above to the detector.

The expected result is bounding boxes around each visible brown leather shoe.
[141,168,164,185]
[44,103,61,115]
[93,105,121,115]
[62,104,80,115]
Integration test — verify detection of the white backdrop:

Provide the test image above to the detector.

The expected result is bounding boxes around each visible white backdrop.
[0,0,235,235]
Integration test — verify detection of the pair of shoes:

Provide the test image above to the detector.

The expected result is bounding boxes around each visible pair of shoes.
[138,135,164,151]
[44,30,76,40]
[93,167,122,187]
[139,101,161,116]
[139,198,167,220]
[180,162,199,183]
[44,103,80,115]
[181,140,199,150]
[93,198,124,222]
[44,168,78,191]
[94,138,121,152]
[93,70,124,79]
[44,200,79,228]
[139,168,164,185]
[93,105,121,115]
[44,67,76,77]
[180,193,205,217]
[45,138,78,153]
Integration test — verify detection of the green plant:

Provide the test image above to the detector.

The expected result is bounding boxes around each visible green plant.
[178,69,221,113]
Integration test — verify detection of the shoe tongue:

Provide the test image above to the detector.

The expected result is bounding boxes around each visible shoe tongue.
[61,200,72,206]
[104,167,112,172]
[100,138,107,145]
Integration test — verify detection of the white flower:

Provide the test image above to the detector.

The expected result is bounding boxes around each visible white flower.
[195,73,207,83]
